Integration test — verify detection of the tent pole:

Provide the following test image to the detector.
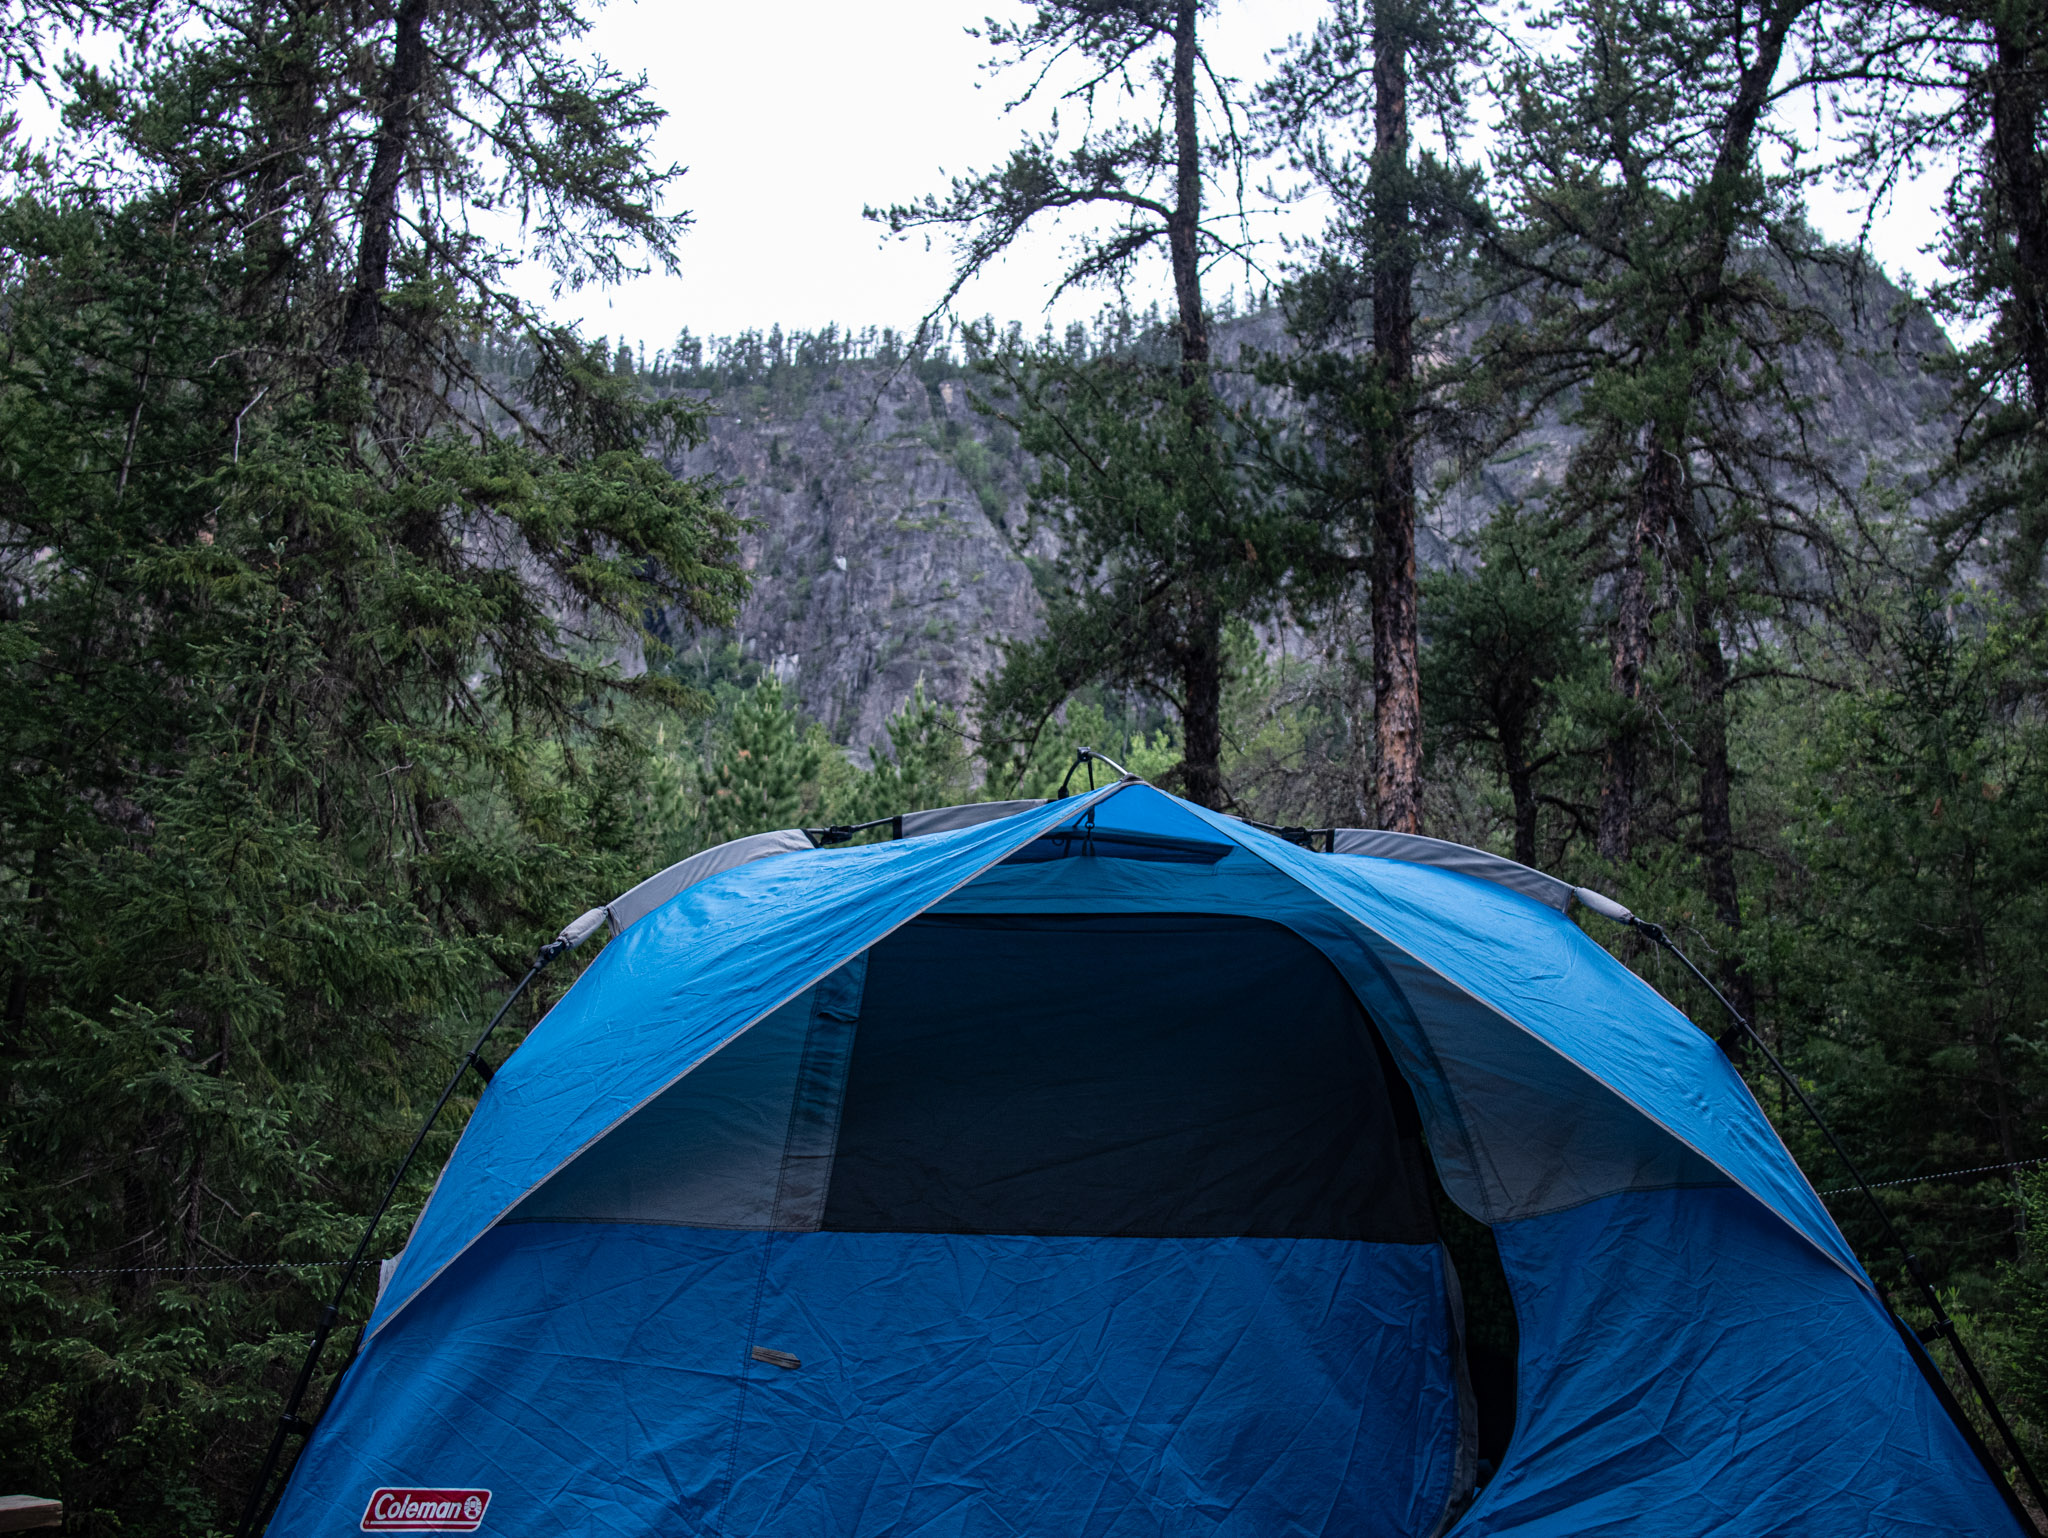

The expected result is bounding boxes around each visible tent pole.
[233,907,609,1538]
[1625,916,2048,1529]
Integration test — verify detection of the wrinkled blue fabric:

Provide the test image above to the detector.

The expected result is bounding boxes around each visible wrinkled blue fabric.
[274,1225,1460,1537]
[1453,1186,2022,1535]
[277,784,2025,1536]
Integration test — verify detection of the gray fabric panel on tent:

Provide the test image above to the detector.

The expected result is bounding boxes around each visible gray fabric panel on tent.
[505,963,865,1229]
[932,852,1726,1224]
[1330,829,1574,912]
[501,987,810,1228]
[604,827,813,936]
[767,957,868,1228]
[898,799,1047,838]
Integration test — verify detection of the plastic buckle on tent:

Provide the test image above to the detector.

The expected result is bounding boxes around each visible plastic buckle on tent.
[278,1414,314,1438]
[465,1050,494,1086]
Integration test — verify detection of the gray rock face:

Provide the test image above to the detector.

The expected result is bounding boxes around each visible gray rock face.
[662,286,1957,754]
[664,364,1044,752]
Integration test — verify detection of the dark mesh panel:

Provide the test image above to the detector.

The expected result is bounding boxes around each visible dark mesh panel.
[821,913,1437,1241]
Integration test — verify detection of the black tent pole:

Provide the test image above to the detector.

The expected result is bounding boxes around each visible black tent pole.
[1602,905,2047,1525]
[234,907,609,1538]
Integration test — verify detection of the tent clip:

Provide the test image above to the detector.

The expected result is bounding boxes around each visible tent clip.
[805,814,899,847]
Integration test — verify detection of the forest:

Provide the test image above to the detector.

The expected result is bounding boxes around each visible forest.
[3,0,2048,1529]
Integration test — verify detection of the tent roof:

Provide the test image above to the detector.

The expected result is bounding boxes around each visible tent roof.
[606,794,1613,938]
[368,784,1862,1341]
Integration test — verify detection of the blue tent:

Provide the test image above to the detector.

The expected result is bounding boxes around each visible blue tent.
[271,784,2026,1536]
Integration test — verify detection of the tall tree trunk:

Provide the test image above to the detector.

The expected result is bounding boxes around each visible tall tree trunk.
[1181,599,1225,809]
[1167,0,1208,375]
[1370,4,1421,833]
[1674,513,1753,1030]
[1991,20,2048,417]
[342,0,431,360]
[1165,0,1225,807]
[1503,729,1538,868]
[1598,434,1673,863]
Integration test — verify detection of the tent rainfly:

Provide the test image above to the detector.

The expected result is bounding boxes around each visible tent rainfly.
[266,784,2031,1537]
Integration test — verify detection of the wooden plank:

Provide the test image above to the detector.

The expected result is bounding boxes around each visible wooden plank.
[0,1497,63,1532]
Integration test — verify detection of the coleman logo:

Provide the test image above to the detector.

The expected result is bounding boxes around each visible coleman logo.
[360,1489,491,1531]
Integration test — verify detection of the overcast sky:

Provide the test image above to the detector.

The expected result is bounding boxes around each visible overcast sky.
[547,0,1953,357]
[550,0,1325,353]
[23,1,1950,350]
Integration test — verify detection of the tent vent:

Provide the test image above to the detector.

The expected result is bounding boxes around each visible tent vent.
[1005,827,1234,866]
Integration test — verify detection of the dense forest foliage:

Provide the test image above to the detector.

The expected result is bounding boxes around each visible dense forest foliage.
[5,0,2048,1530]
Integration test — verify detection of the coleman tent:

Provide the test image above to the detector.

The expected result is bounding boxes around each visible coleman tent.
[266,783,2028,1536]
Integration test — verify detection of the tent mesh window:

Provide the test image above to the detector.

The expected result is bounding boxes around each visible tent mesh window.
[823,912,1437,1242]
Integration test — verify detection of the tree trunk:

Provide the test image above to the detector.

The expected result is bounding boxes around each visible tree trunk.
[1167,0,1208,374]
[1598,431,1676,863]
[1674,513,1753,1029]
[1165,0,1223,807]
[1370,4,1422,834]
[1181,604,1226,809]
[342,0,432,360]
[1503,728,1538,869]
[1991,20,2048,416]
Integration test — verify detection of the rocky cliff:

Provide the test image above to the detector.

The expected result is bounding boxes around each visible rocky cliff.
[656,286,1956,755]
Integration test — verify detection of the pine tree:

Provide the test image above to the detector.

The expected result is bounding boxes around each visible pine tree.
[0,1,744,1525]
[1420,512,1601,865]
[1837,0,2048,589]
[1475,0,1856,1019]
[1260,0,1491,832]
[870,1,1284,808]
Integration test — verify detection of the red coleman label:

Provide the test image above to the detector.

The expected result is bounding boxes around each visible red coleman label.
[360,1489,491,1531]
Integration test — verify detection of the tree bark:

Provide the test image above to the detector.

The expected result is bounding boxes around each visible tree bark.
[1503,729,1538,869]
[342,0,432,361]
[1180,600,1226,809]
[1597,433,1674,863]
[1167,0,1208,374]
[1674,513,1754,1029]
[1164,0,1226,808]
[1370,2,1422,834]
[1991,20,2048,416]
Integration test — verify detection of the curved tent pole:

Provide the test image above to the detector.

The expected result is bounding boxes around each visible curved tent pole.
[234,906,610,1538]
[1056,747,1133,797]
[1579,893,2048,1529]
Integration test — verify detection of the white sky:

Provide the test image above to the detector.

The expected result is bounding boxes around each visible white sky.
[555,0,1955,356]
[554,0,1329,353]
[20,0,1956,351]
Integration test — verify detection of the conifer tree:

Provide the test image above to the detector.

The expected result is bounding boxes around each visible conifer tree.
[870,1,1282,808]
[0,0,743,1524]
[1261,0,1490,832]
[1474,0,1857,1019]
[1837,0,2048,589]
